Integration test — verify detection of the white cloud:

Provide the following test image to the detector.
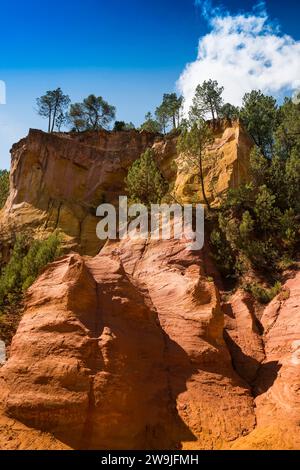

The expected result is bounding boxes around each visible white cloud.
[178,2,300,112]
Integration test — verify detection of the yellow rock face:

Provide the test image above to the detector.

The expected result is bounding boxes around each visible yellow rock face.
[154,120,253,205]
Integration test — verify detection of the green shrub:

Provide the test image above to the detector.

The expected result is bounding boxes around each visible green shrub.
[0,232,61,309]
[243,281,282,304]
[210,229,236,276]
[125,148,168,206]
[0,170,9,209]
[210,95,300,278]
[210,144,300,276]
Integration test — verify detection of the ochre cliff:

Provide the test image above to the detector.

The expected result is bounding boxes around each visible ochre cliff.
[0,236,299,449]
[0,129,157,257]
[0,122,252,257]
[0,124,299,450]
[0,238,255,450]
[155,120,252,205]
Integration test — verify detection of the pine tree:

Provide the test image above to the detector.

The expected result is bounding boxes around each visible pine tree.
[0,170,9,209]
[125,149,168,206]
[177,119,214,209]
[189,80,224,127]
[140,112,161,133]
[36,88,70,133]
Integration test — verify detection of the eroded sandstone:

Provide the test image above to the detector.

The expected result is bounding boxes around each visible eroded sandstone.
[0,237,256,450]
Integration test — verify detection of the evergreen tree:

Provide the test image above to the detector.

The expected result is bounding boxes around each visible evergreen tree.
[155,104,170,134]
[189,80,224,126]
[0,232,61,308]
[240,90,278,157]
[36,88,70,133]
[140,112,161,133]
[219,103,240,121]
[68,95,116,131]
[177,119,214,209]
[286,151,300,212]
[0,170,9,209]
[125,149,168,206]
[113,121,135,131]
[275,98,300,158]
[156,93,183,131]
[68,103,86,132]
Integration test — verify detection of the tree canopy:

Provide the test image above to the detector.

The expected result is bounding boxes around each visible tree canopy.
[0,170,9,210]
[155,93,183,133]
[125,149,168,206]
[68,94,116,131]
[210,97,300,280]
[240,90,278,157]
[0,232,61,309]
[140,112,162,133]
[189,79,224,126]
[113,121,135,131]
[36,88,70,133]
[219,103,240,121]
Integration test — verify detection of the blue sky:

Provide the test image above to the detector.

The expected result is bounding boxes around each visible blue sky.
[0,0,300,169]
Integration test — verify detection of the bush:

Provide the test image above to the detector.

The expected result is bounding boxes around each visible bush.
[0,170,9,209]
[243,281,282,304]
[125,148,168,206]
[210,144,300,276]
[0,232,61,309]
[210,229,236,276]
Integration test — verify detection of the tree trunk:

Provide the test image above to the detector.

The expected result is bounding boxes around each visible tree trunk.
[92,111,99,130]
[208,97,215,128]
[211,107,215,128]
[199,150,211,210]
[51,102,58,133]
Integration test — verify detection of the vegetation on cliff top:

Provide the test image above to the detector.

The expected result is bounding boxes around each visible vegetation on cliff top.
[36,88,184,134]
[36,88,71,133]
[68,95,116,132]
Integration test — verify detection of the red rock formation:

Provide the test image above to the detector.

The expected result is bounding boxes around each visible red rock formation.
[254,272,300,441]
[0,237,256,450]
[1,237,299,449]
[224,290,265,383]
[223,274,300,449]
[0,413,71,450]
[0,253,171,449]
